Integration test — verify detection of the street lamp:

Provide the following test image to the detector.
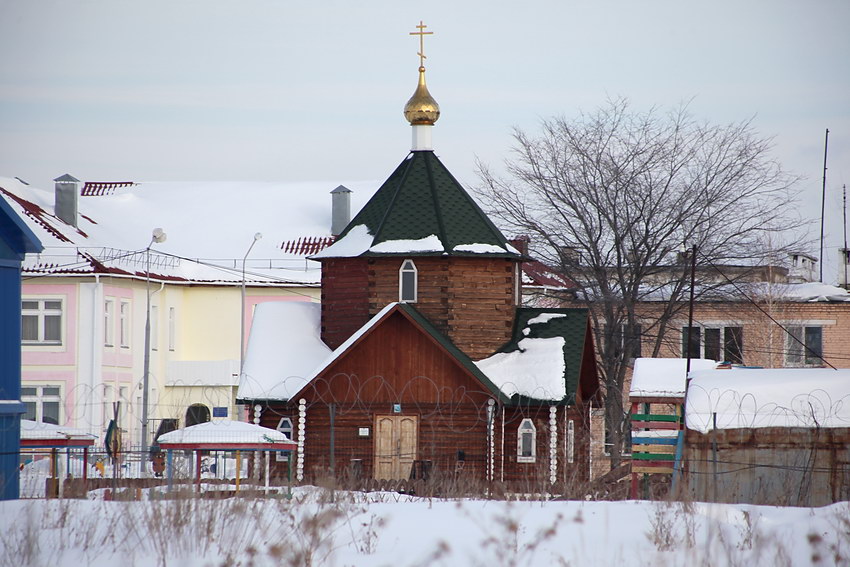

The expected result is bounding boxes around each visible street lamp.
[141,228,166,458]
[240,233,262,372]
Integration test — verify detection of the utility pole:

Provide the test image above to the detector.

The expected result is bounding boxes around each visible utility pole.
[819,128,829,282]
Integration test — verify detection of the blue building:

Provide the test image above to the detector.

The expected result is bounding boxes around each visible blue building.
[0,197,43,500]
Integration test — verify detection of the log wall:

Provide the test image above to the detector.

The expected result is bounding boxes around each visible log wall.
[367,256,517,360]
[258,400,592,490]
[320,258,370,349]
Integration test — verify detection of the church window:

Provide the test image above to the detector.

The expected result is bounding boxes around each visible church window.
[276,417,294,461]
[399,259,418,303]
[517,418,536,463]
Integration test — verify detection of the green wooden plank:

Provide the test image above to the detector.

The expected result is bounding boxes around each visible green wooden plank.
[630,413,680,422]
[631,452,675,461]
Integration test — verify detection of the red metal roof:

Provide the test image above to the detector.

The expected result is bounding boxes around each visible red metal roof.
[281,235,336,255]
[81,181,136,196]
[523,260,576,289]
[0,188,72,243]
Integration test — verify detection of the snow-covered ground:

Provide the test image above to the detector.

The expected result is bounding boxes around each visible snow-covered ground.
[1,486,847,567]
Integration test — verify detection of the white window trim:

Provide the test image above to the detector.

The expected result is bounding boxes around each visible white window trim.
[517,418,536,463]
[21,385,62,424]
[399,259,418,303]
[276,417,294,462]
[21,297,64,345]
[104,299,115,347]
[119,300,131,348]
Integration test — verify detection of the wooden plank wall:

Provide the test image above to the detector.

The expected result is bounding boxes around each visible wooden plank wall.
[683,426,850,506]
[259,401,592,489]
[308,310,496,404]
[367,257,517,360]
[320,258,370,349]
[498,405,591,487]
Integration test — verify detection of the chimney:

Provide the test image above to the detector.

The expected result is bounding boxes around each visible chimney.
[330,185,352,236]
[509,235,530,256]
[54,174,80,228]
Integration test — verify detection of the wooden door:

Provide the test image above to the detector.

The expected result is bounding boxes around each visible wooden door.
[374,415,418,480]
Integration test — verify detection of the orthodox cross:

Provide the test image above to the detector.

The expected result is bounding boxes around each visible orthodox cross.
[410,20,433,68]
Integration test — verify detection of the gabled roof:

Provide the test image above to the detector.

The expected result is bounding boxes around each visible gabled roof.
[477,308,598,405]
[313,151,522,259]
[287,302,511,404]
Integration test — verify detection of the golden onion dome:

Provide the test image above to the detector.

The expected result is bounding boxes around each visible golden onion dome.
[403,66,440,126]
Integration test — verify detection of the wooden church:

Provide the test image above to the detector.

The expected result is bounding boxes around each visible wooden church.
[239,23,600,490]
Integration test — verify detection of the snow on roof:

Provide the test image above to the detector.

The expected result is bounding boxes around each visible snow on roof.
[313,225,512,258]
[747,282,850,302]
[526,313,567,325]
[629,281,850,303]
[0,176,378,284]
[476,336,567,400]
[370,234,443,254]
[685,368,850,433]
[237,301,331,401]
[630,358,719,399]
[156,419,292,445]
[453,243,510,254]
[20,420,97,441]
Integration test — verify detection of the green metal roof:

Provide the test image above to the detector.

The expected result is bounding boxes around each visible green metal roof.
[336,150,521,258]
[499,308,592,405]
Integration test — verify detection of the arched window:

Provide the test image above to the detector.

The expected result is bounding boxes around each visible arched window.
[185,404,210,427]
[399,259,418,303]
[276,417,294,462]
[517,418,536,463]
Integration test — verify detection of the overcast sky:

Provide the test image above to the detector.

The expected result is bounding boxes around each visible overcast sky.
[1,0,848,279]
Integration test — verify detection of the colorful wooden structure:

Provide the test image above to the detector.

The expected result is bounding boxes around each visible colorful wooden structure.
[627,358,718,499]
[629,401,683,498]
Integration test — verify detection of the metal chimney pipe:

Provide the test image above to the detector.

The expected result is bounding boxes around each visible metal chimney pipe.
[54,174,80,228]
[330,185,352,236]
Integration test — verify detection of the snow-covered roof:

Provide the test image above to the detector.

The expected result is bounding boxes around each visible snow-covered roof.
[476,336,567,400]
[237,301,331,401]
[623,281,850,303]
[746,282,850,302]
[630,357,719,399]
[20,420,97,442]
[312,225,519,259]
[156,419,293,446]
[685,368,850,433]
[0,176,378,285]
[475,308,596,403]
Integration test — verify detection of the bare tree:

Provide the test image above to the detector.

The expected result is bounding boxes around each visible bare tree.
[476,98,804,467]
